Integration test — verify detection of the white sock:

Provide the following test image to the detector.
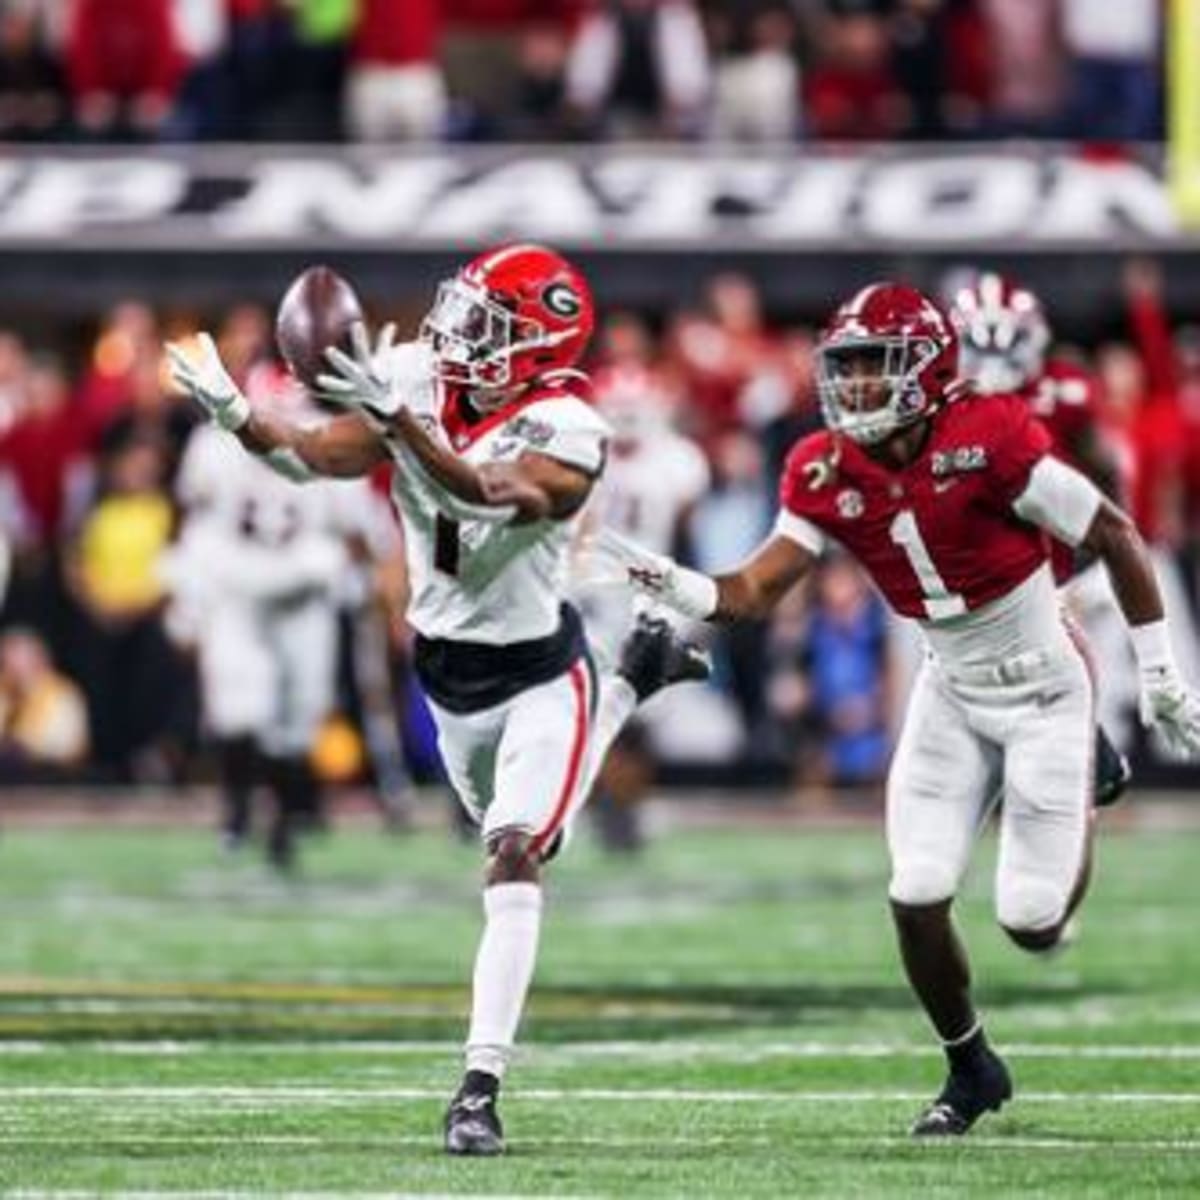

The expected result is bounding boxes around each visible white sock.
[578,674,638,797]
[464,881,543,1080]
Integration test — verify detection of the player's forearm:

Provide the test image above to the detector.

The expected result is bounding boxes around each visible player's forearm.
[1084,503,1164,628]
[712,572,773,622]
[391,410,488,502]
[390,411,548,521]
[238,411,383,480]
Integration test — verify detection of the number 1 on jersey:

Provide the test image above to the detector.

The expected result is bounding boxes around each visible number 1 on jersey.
[434,514,460,577]
[889,509,966,620]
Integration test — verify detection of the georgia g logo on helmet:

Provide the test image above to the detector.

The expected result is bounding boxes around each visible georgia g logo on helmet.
[542,282,582,320]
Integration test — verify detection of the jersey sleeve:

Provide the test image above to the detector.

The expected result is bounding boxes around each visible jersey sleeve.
[521,398,612,476]
[987,397,1054,506]
[775,435,829,555]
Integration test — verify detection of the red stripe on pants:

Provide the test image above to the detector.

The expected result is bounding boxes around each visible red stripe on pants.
[530,661,589,857]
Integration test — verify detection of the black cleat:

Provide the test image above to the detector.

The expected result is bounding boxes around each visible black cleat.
[617,615,711,703]
[1094,725,1132,808]
[911,1048,1013,1137]
[444,1074,505,1156]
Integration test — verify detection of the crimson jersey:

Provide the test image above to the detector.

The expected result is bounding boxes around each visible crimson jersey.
[1021,358,1097,476]
[779,393,1052,622]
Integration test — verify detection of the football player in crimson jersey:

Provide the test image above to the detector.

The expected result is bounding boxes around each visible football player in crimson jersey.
[950,272,1131,803]
[585,282,1200,1138]
[166,244,708,1157]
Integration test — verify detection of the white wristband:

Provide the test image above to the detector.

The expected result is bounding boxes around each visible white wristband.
[668,564,720,621]
[263,446,317,483]
[1130,619,1174,674]
[218,391,251,432]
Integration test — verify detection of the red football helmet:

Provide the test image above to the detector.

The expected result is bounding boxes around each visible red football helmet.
[949,271,1050,394]
[420,243,595,400]
[816,283,958,445]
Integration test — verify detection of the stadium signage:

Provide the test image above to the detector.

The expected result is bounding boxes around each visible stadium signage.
[0,149,1182,247]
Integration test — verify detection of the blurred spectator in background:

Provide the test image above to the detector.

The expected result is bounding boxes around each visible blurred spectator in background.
[0,357,91,635]
[804,4,904,140]
[170,0,233,139]
[888,0,989,138]
[77,302,162,447]
[707,2,798,142]
[0,331,29,437]
[65,0,184,140]
[565,0,710,139]
[441,0,578,139]
[668,273,781,446]
[691,429,773,750]
[0,627,88,779]
[346,0,446,141]
[797,555,890,791]
[279,0,354,142]
[978,0,1065,136]
[64,434,190,780]
[1060,0,1161,141]
[0,0,65,141]
[96,353,197,485]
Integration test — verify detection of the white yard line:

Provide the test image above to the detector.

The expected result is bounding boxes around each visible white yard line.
[1,1086,1197,1104]
[1,1039,1199,1060]
[2,1135,1199,1152]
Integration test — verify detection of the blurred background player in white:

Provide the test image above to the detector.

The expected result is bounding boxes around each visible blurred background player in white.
[166,243,707,1158]
[579,313,709,851]
[584,281,1200,1139]
[164,333,386,873]
[950,271,1137,786]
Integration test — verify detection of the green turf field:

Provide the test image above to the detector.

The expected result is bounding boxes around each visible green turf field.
[0,810,1198,1197]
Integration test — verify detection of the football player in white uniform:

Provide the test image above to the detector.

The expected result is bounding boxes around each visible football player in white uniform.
[165,370,384,870]
[580,354,710,850]
[166,243,707,1156]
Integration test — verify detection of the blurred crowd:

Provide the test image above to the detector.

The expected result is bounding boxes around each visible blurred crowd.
[0,262,1198,801]
[0,0,1163,145]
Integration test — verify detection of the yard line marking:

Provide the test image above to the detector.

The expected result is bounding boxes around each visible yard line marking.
[2,1135,1199,1152]
[2,1086,1198,1104]
[2,1039,1200,1060]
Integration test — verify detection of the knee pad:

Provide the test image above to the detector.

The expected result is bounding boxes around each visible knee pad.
[995,874,1067,936]
[888,857,959,907]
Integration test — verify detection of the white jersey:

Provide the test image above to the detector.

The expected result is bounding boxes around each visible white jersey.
[171,423,373,607]
[383,350,610,645]
[590,429,709,557]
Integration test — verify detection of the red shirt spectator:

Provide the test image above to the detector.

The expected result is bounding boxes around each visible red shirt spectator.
[804,13,905,140]
[0,363,88,547]
[443,1,581,31]
[66,0,183,103]
[354,0,440,64]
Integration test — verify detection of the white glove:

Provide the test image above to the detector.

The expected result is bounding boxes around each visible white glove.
[577,527,719,622]
[165,333,250,432]
[1139,664,1200,757]
[316,321,402,423]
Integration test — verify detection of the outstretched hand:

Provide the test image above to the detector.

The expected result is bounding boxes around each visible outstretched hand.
[316,321,399,422]
[165,333,250,432]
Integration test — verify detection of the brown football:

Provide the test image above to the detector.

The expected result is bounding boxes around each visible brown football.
[275,265,364,392]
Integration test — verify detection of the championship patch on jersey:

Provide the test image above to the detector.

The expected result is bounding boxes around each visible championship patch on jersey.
[507,414,557,449]
[931,446,988,477]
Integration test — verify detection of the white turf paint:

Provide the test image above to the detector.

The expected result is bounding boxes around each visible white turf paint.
[2,1135,1199,1153]
[2,1086,1198,1104]
[2,1039,1200,1061]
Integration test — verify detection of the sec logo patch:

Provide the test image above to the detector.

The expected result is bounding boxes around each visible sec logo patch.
[836,488,865,519]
